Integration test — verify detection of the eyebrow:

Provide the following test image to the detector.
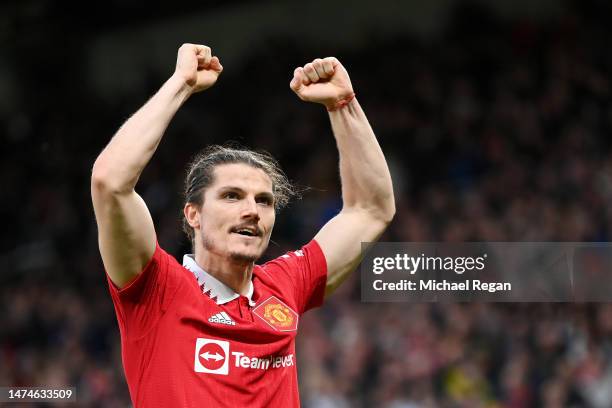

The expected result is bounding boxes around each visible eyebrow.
[218,186,274,200]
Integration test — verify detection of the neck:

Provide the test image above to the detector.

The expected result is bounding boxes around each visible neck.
[194,250,254,295]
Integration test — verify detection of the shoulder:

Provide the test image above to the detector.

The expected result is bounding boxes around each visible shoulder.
[260,240,326,270]
[254,240,327,310]
[110,243,197,298]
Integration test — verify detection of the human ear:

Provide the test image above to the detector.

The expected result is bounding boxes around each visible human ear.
[183,203,201,229]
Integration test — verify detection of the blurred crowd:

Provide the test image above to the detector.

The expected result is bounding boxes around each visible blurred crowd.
[3,1,612,407]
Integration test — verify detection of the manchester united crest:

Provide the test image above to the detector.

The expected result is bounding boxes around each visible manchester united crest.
[253,296,298,331]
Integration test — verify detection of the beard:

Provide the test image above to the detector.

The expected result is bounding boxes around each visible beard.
[228,251,259,263]
[201,231,266,263]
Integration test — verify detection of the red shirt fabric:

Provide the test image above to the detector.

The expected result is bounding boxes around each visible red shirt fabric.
[106,240,327,408]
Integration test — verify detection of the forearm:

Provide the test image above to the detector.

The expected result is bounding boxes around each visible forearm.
[329,98,395,221]
[92,74,192,193]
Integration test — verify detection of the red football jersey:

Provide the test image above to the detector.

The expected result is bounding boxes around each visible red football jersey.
[106,240,327,408]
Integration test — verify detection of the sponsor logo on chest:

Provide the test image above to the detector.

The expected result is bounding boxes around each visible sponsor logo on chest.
[194,338,294,376]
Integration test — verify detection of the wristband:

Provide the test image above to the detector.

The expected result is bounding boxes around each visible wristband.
[326,93,356,111]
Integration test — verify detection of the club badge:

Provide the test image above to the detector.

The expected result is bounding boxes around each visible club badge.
[253,296,298,331]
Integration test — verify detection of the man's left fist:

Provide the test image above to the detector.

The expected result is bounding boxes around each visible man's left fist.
[290,57,354,110]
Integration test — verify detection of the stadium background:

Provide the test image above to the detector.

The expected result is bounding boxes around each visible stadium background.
[3,0,612,406]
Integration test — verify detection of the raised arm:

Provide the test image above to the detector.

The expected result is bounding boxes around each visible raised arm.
[91,44,222,288]
[290,57,395,297]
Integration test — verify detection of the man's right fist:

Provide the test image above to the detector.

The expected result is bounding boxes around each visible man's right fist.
[174,43,223,93]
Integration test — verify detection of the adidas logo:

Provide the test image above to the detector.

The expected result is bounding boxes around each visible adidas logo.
[208,311,236,326]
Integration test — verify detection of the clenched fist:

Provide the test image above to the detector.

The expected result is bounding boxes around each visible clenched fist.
[290,57,354,110]
[174,43,223,93]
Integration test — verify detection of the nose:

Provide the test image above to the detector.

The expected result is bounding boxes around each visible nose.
[240,197,260,220]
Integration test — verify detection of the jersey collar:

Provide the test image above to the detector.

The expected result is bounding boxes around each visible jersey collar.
[182,254,256,306]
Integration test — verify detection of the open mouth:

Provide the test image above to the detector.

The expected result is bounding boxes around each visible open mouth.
[231,226,260,237]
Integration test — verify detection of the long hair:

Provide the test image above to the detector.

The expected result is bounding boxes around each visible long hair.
[182,144,299,245]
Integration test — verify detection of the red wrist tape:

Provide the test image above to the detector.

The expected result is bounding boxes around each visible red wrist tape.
[327,93,356,111]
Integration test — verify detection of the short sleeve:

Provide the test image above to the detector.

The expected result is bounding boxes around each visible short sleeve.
[106,242,184,339]
[260,240,328,314]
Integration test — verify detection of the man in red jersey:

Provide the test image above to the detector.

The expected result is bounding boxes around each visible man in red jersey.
[91,43,395,407]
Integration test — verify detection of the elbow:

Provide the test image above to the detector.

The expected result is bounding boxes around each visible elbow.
[91,161,107,191]
[365,180,396,225]
[91,159,133,196]
[371,190,396,225]
[346,199,396,226]
[375,202,396,225]
[384,203,396,224]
